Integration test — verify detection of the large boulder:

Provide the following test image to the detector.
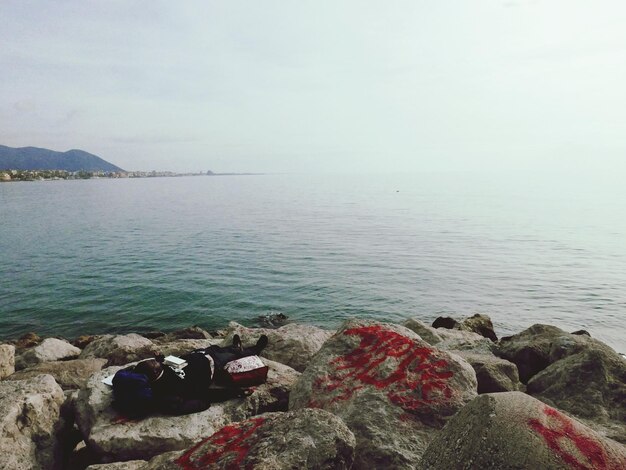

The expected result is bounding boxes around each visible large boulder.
[419,392,626,469]
[7,358,107,390]
[144,408,355,470]
[289,320,478,469]
[0,344,15,379]
[80,334,159,366]
[0,375,66,469]
[74,359,300,462]
[527,346,626,443]
[15,337,81,370]
[452,351,521,394]
[222,322,334,372]
[404,318,495,354]
[153,327,213,343]
[496,324,616,383]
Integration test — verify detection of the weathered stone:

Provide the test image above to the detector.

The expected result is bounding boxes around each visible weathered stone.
[0,374,66,469]
[74,358,300,462]
[15,337,81,370]
[72,335,98,349]
[154,326,213,343]
[86,461,147,470]
[496,324,616,383]
[431,316,459,329]
[255,311,289,328]
[222,322,334,372]
[452,351,521,394]
[459,313,498,342]
[143,409,355,470]
[527,346,626,443]
[0,343,15,379]
[404,318,495,354]
[290,320,478,469]
[14,332,43,350]
[571,329,591,336]
[79,334,159,366]
[152,339,220,358]
[419,392,626,470]
[7,358,107,390]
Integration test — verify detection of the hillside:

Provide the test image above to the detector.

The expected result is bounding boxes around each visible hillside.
[0,145,124,172]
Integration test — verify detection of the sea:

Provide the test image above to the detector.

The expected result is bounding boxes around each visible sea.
[1,172,624,353]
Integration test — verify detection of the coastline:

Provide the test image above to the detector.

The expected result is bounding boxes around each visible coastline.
[1,314,624,469]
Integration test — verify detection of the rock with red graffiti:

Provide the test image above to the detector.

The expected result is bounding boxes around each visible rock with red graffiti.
[142,409,356,469]
[74,358,300,462]
[419,391,626,470]
[289,319,478,469]
[527,346,626,444]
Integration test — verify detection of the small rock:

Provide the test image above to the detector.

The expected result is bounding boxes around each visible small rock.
[431,316,459,329]
[72,335,98,349]
[86,461,147,470]
[143,409,355,470]
[14,332,43,350]
[419,392,626,469]
[0,344,16,379]
[7,358,107,390]
[571,329,591,336]
[290,319,477,468]
[79,334,159,366]
[15,337,81,370]
[255,311,289,328]
[154,326,213,343]
[459,313,498,342]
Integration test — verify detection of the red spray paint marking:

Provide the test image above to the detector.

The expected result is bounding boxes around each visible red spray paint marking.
[528,405,625,470]
[309,325,454,414]
[175,417,266,470]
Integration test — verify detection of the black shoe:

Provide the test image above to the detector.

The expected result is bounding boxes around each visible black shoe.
[255,335,268,353]
[232,334,243,352]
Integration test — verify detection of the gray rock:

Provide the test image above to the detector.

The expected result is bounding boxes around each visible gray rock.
[459,313,498,342]
[496,324,616,383]
[452,351,521,393]
[7,358,107,390]
[153,326,213,343]
[0,375,66,469]
[0,343,15,379]
[143,408,355,470]
[79,334,159,366]
[527,346,626,443]
[222,322,334,372]
[74,358,300,462]
[404,318,495,354]
[15,337,81,370]
[153,339,220,358]
[290,319,478,469]
[419,392,626,470]
[86,461,147,470]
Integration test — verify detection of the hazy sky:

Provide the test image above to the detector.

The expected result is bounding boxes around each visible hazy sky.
[1,1,625,173]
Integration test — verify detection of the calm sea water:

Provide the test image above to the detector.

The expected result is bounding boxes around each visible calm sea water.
[1,172,624,353]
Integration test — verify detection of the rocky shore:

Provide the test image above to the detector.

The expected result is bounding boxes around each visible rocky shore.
[0,315,624,469]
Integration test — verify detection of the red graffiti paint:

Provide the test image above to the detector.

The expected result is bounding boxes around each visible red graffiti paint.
[528,405,625,470]
[309,325,454,415]
[175,417,266,470]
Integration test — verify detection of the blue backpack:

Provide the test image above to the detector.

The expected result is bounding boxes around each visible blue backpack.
[112,369,154,418]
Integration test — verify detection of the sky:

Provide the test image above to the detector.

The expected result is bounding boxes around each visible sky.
[1,1,625,173]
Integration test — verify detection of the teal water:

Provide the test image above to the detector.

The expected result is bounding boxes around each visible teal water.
[1,172,625,352]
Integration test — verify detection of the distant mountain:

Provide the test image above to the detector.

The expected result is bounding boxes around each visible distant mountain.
[0,145,124,172]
